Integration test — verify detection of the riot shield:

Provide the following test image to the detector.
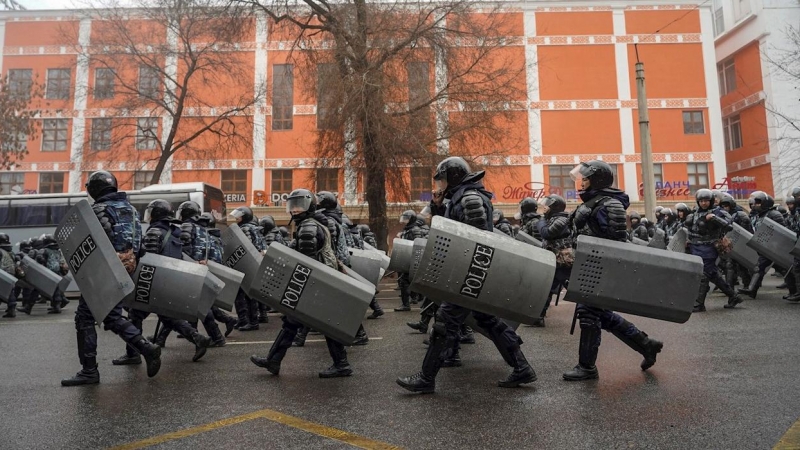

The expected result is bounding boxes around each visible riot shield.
[349,248,383,287]
[747,217,795,269]
[493,229,511,238]
[342,265,379,293]
[408,238,428,281]
[516,230,542,247]
[387,238,414,273]
[206,261,243,312]
[727,223,758,273]
[55,199,134,321]
[631,237,649,246]
[564,235,702,323]
[221,224,263,296]
[410,216,556,325]
[667,228,688,253]
[18,256,69,300]
[252,242,373,344]
[792,238,800,259]
[648,229,667,250]
[123,253,222,322]
[363,242,391,270]
[0,269,17,302]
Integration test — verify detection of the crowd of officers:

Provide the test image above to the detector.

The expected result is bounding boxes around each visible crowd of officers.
[1,159,798,394]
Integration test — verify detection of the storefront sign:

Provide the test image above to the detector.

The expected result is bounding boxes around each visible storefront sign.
[639,181,692,199]
[502,182,576,201]
[713,177,758,198]
[225,193,246,203]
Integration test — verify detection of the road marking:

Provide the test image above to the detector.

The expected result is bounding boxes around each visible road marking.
[774,417,800,450]
[225,337,383,345]
[109,407,403,450]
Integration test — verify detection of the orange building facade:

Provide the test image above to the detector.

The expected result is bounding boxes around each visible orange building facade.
[0,1,728,208]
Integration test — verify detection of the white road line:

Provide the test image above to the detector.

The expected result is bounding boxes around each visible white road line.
[226,337,384,345]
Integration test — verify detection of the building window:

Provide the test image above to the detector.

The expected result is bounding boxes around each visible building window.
[316,168,339,193]
[91,118,112,151]
[8,69,32,100]
[653,163,663,185]
[682,111,705,134]
[734,0,751,21]
[723,114,743,151]
[94,68,115,99]
[271,169,292,195]
[272,64,294,131]
[46,68,71,100]
[39,172,65,194]
[134,171,154,190]
[317,63,338,130]
[221,170,247,194]
[136,118,158,150]
[713,0,725,35]
[548,165,574,194]
[1,127,27,152]
[42,119,69,151]
[410,166,431,202]
[0,173,24,195]
[687,163,709,191]
[138,66,161,98]
[407,62,430,127]
[717,59,736,96]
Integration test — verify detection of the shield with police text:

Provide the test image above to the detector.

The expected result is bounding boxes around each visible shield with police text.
[565,235,702,323]
[253,242,374,344]
[349,248,383,287]
[55,199,134,320]
[18,256,70,300]
[747,217,795,269]
[123,253,222,322]
[727,223,758,272]
[221,224,263,296]
[0,269,17,302]
[206,261,243,311]
[387,238,414,273]
[667,228,688,253]
[516,230,542,247]
[410,216,556,325]
[408,238,428,281]
[648,229,667,250]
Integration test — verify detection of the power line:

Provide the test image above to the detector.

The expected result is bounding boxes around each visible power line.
[635,0,713,63]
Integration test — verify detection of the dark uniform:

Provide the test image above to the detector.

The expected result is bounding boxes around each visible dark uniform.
[738,192,785,299]
[533,194,573,327]
[230,206,267,331]
[562,161,663,382]
[719,195,753,290]
[13,239,38,315]
[358,225,378,248]
[37,235,70,314]
[197,213,240,335]
[397,157,536,394]
[783,188,800,302]
[0,233,18,318]
[492,211,514,236]
[517,197,543,241]
[61,171,162,386]
[250,189,353,378]
[627,211,649,242]
[396,210,428,311]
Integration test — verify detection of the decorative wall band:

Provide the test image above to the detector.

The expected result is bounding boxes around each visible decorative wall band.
[721,91,766,117]
[531,98,707,110]
[727,154,771,173]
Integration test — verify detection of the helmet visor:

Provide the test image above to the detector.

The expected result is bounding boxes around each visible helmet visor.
[434,179,447,193]
[286,196,312,215]
[399,213,412,224]
[419,206,431,219]
[513,212,522,220]
[143,207,153,224]
[569,164,592,182]
[229,209,246,220]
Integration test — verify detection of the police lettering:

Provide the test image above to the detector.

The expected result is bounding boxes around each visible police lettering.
[224,245,246,268]
[281,263,311,310]
[69,235,97,273]
[460,243,494,298]
[134,265,156,304]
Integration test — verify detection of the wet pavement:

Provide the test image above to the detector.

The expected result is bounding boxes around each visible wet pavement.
[1,275,799,449]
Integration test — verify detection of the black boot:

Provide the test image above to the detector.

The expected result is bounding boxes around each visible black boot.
[693,275,710,312]
[738,272,764,299]
[258,303,269,323]
[150,325,171,348]
[132,337,162,378]
[18,303,32,315]
[407,313,432,333]
[207,320,226,347]
[530,316,545,327]
[191,332,212,362]
[459,326,476,344]
[367,297,384,319]
[563,326,600,381]
[711,273,744,309]
[352,325,369,346]
[396,324,454,393]
[442,343,462,368]
[251,328,297,375]
[112,351,142,365]
[293,326,309,347]
[497,346,537,388]
[395,290,411,311]
[785,265,800,302]
[61,358,100,387]
[2,305,15,318]
[612,329,663,370]
[319,338,353,378]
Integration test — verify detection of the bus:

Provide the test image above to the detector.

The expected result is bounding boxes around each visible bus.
[0,182,227,249]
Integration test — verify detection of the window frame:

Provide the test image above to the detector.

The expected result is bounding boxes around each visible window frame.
[41,118,69,152]
[221,170,248,195]
[316,63,338,130]
[410,166,432,202]
[687,163,710,192]
[316,168,339,193]
[682,110,705,135]
[272,64,294,131]
[547,165,574,194]
[133,171,155,190]
[717,59,736,96]
[8,69,32,100]
[271,169,293,195]
[0,172,24,195]
[138,65,161,98]
[38,172,65,194]
[723,114,743,151]
[135,117,159,150]
[45,68,71,100]
[94,68,116,100]
[91,117,112,151]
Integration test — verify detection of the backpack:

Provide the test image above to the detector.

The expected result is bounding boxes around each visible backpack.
[159,226,185,260]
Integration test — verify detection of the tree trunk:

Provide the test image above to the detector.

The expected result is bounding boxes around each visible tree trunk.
[149,153,170,185]
[363,120,388,250]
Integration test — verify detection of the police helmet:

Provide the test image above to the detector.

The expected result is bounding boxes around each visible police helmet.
[542,194,567,215]
[85,170,118,200]
[259,215,277,233]
[316,191,338,211]
[433,157,471,192]
[230,206,254,224]
[695,189,715,208]
[144,199,174,224]
[399,210,416,224]
[570,160,615,190]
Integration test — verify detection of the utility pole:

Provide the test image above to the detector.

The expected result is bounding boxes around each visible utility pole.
[636,61,656,219]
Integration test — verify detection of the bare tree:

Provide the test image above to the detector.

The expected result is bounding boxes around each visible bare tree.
[232,0,527,247]
[0,0,25,10]
[63,0,261,185]
[0,72,44,169]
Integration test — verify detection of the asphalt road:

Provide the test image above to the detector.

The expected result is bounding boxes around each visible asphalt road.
[1,275,799,450]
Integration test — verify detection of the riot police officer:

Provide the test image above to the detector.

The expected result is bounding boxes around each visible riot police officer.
[738,192,786,299]
[533,194,573,327]
[37,234,70,314]
[687,190,741,311]
[0,233,18,318]
[250,189,354,378]
[786,196,797,231]
[397,157,536,393]
[784,187,800,302]
[627,211,648,241]
[342,215,363,249]
[516,197,543,241]
[396,210,427,311]
[260,215,286,247]
[230,206,267,331]
[358,224,378,248]
[61,171,162,386]
[675,203,691,226]
[115,199,212,364]
[562,161,663,381]
[661,208,680,239]
[719,194,753,291]
[14,239,37,315]
[492,210,514,236]
[198,212,238,337]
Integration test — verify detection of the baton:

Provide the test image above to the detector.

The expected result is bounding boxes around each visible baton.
[570,304,578,335]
